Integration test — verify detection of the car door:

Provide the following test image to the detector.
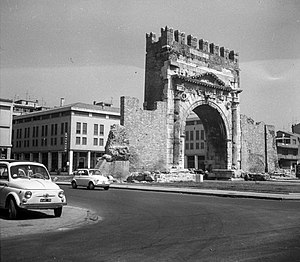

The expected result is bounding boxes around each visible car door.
[0,164,9,208]
[75,170,84,186]
[80,170,90,187]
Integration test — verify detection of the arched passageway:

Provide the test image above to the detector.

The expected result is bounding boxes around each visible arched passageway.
[184,104,228,171]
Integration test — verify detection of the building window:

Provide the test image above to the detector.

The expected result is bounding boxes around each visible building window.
[82,123,87,135]
[76,122,81,134]
[99,125,104,136]
[93,138,98,146]
[45,125,48,136]
[54,124,57,135]
[42,125,45,136]
[76,137,80,145]
[60,137,64,145]
[99,138,104,146]
[94,124,98,136]
[201,130,205,140]
[185,143,189,150]
[82,137,87,145]
[196,130,199,140]
[196,143,199,149]
[51,124,54,136]
[201,142,204,149]
[61,123,64,134]
[36,126,39,137]
[45,138,47,146]
[190,143,194,150]
[186,131,189,141]
[64,122,68,133]
[190,131,194,141]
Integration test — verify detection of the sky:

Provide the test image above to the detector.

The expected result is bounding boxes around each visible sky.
[0,0,299,131]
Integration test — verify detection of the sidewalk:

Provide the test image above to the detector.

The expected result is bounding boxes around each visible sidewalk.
[109,183,300,200]
[0,206,99,239]
[56,182,300,200]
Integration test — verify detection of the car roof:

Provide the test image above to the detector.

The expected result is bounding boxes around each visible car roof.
[0,159,24,163]
[0,160,44,166]
[75,169,100,171]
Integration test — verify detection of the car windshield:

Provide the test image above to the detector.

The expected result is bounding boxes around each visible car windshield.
[89,170,102,176]
[10,164,50,180]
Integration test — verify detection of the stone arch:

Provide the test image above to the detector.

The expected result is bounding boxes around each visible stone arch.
[178,99,232,170]
[180,99,230,139]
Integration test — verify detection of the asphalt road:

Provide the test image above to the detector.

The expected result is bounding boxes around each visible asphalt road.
[1,185,300,262]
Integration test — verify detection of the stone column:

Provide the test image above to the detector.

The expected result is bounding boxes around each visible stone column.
[38,152,42,163]
[194,155,198,169]
[48,152,52,172]
[58,152,62,170]
[6,148,11,159]
[87,151,91,169]
[231,101,240,169]
[68,150,73,175]
[180,135,185,169]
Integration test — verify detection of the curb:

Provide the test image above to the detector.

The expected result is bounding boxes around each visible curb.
[56,182,300,200]
[0,205,99,239]
[109,184,300,200]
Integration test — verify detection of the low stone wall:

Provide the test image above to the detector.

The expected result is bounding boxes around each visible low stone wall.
[96,160,130,181]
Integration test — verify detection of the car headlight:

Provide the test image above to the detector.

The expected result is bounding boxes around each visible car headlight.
[25,191,32,199]
[58,190,64,198]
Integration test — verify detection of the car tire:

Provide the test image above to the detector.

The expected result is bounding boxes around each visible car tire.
[71,181,77,189]
[8,198,18,220]
[88,182,95,190]
[103,186,109,191]
[54,207,62,217]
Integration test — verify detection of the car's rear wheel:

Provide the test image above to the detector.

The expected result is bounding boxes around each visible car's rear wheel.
[88,182,95,190]
[71,181,77,189]
[54,207,62,217]
[103,186,109,191]
[8,198,18,220]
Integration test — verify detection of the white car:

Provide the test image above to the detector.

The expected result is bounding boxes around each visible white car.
[71,169,110,190]
[0,160,67,219]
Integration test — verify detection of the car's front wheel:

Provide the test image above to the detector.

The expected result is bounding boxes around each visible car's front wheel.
[71,181,77,189]
[8,198,18,220]
[88,182,95,190]
[103,186,109,191]
[54,207,62,217]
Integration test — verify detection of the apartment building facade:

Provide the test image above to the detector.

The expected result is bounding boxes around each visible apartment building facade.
[184,115,207,170]
[276,130,300,175]
[0,98,14,159]
[12,102,120,174]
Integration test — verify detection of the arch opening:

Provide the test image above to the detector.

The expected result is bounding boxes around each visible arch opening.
[184,104,228,171]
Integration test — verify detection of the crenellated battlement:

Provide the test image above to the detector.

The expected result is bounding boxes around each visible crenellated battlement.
[146,26,239,66]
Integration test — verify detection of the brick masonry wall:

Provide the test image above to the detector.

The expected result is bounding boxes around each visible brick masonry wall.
[121,96,169,172]
[240,115,278,173]
[240,114,266,172]
[265,125,279,172]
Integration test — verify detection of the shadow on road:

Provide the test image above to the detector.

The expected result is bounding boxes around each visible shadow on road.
[0,208,54,221]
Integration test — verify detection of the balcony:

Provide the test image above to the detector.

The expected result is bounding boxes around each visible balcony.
[277,154,300,160]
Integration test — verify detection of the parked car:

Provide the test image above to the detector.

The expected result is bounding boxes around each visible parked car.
[71,169,110,190]
[0,160,67,219]
[244,173,270,181]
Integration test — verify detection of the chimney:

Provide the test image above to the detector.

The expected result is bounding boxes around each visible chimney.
[60,98,65,107]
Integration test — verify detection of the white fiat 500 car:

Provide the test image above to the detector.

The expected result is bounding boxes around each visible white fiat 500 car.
[0,160,67,219]
[71,169,110,190]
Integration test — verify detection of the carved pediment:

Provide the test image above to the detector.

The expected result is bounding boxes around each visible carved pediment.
[191,72,225,86]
